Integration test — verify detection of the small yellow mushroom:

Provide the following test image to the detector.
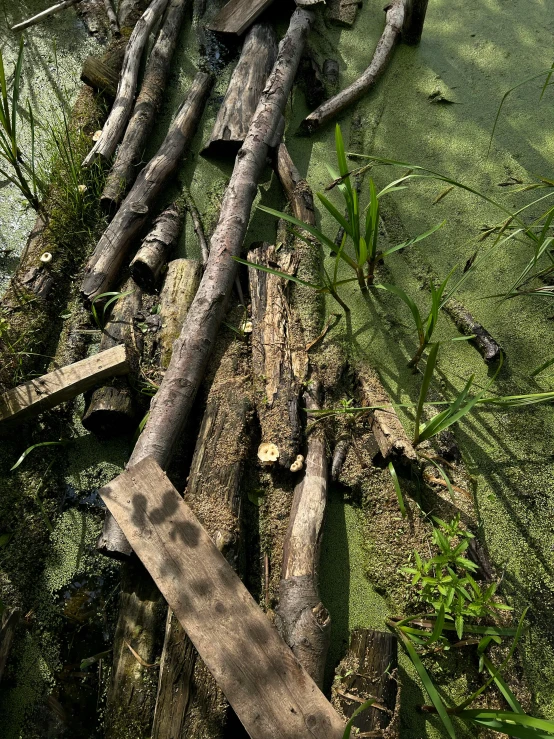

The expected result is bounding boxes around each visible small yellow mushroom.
[242,320,253,334]
[40,252,53,264]
[290,454,305,473]
[92,130,102,141]
[257,442,279,465]
[78,184,88,194]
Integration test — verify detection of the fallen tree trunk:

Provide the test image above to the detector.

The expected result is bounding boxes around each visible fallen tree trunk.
[276,384,331,690]
[83,0,170,166]
[81,72,212,303]
[82,279,143,435]
[130,203,184,291]
[81,36,130,99]
[11,0,81,32]
[207,0,275,35]
[202,22,278,157]
[100,457,345,739]
[101,0,191,210]
[103,0,120,35]
[158,259,202,368]
[326,0,361,28]
[300,0,404,134]
[0,344,129,425]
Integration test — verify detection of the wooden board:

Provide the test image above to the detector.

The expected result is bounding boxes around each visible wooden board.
[0,344,129,424]
[100,457,344,739]
[207,0,275,35]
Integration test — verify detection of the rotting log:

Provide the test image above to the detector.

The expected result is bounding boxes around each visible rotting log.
[101,0,191,210]
[300,0,404,134]
[0,344,129,425]
[81,36,129,99]
[0,608,21,684]
[207,0,275,35]
[83,0,170,166]
[103,0,120,35]
[158,259,202,368]
[202,22,278,157]
[100,457,345,739]
[276,384,331,689]
[82,279,143,435]
[402,0,429,45]
[443,297,501,364]
[130,203,184,291]
[334,629,399,737]
[11,0,82,32]
[326,0,361,28]
[81,72,212,303]
[248,242,306,469]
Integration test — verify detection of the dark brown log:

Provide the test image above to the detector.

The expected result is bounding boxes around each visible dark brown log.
[276,385,331,689]
[82,278,143,435]
[300,0,404,134]
[130,203,184,291]
[0,608,21,684]
[326,0,361,28]
[158,259,202,368]
[100,457,345,739]
[81,72,212,303]
[83,0,171,166]
[11,0,81,31]
[334,629,399,737]
[443,297,502,363]
[101,0,191,210]
[103,0,120,35]
[119,0,152,28]
[207,0,275,35]
[81,37,129,99]
[202,22,278,158]
[402,0,429,45]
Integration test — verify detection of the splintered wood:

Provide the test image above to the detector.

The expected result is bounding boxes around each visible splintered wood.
[100,457,345,739]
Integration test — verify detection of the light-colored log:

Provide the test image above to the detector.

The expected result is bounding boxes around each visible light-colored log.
[11,0,82,32]
[0,345,129,424]
[207,0,275,35]
[103,0,120,35]
[158,259,202,368]
[100,457,345,739]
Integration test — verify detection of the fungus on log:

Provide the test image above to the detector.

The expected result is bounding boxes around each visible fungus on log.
[158,259,202,368]
[202,22,278,157]
[130,203,184,291]
[83,0,170,166]
[276,384,331,689]
[207,0,275,35]
[11,0,82,32]
[300,0,405,133]
[101,0,191,210]
[81,71,212,303]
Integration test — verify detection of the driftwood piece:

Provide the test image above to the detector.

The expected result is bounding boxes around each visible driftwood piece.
[248,242,306,469]
[207,0,275,35]
[0,345,129,425]
[443,297,502,363]
[130,203,184,291]
[300,0,404,134]
[276,385,331,689]
[357,364,417,466]
[101,0,191,210]
[202,22,278,157]
[103,0,120,35]
[81,72,212,303]
[402,0,429,45]
[334,629,399,736]
[11,0,81,32]
[83,0,170,166]
[326,0,361,28]
[0,608,21,684]
[82,279,143,435]
[158,259,202,368]
[81,37,129,99]
[100,457,345,739]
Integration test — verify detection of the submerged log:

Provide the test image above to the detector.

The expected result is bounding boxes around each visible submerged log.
[81,72,212,303]
[207,0,275,35]
[0,345,129,425]
[158,259,202,368]
[100,457,345,739]
[11,0,81,32]
[101,0,191,210]
[334,629,399,737]
[0,608,21,684]
[402,0,429,45]
[300,0,404,134]
[443,297,502,364]
[276,385,331,689]
[202,22,278,157]
[130,203,184,291]
[83,0,170,166]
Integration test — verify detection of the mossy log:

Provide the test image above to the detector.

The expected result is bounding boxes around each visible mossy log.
[130,203,184,291]
[325,0,361,28]
[158,259,202,368]
[207,0,275,35]
[81,36,129,99]
[103,0,120,35]
[101,0,191,210]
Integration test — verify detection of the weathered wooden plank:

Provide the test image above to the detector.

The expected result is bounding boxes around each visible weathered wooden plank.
[0,345,129,424]
[207,0,274,35]
[100,457,344,739]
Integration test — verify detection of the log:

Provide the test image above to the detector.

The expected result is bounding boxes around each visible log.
[202,22,278,157]
[0,608,21,684]
[276,385,331,690]
[11,0,81,32]
[334,629,399,736]
[0,345,129,425]
[130,203,184,291]
[82,279,143,435]
[326,0,361,28]
[443,297,502,364]
[402,0,429,45]
[81,72,212,303]
[101,0,191,211]
[83,0,170,166]
[207,0,275,35]
[81,37,129,99]
[103,0,120,35]
[357,364,417,466]
[99,457,345,739]
[158,259,202,368]
[300,0,404,134]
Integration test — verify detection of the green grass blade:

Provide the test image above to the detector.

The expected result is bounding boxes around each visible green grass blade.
[429,604,445,644]
[381,220,446,257]
[482,656,523,714]
[317,192,352,236]
[11,441,67,471]
[11,38,24,151]
[388,462,406,517]
[257,205,338,253]
[414,342,439,444]
[460,710,554,738]
[233,257,322,290]
[342,697,376,739]
[375,283,424,341]
[531,356,554,377]
[335,124,353,198]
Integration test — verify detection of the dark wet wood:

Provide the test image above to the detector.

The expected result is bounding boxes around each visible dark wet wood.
[130,203,184,291]
[402,0,429,44]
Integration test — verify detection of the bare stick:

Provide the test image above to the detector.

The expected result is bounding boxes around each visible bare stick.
[182,185,210,266]
[83,0,170,166]
[11,0,82,32]
[300,0,404,134]
[103,0,121,35]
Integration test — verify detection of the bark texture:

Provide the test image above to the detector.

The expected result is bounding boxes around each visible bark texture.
[326,0,361,28]
[81,35,129,99]
[158,259,202,368]
[130,203,184,291]
[103,0,120,35]
[300,0,404,133]
[101,0,191,210]
[81,72,212,302]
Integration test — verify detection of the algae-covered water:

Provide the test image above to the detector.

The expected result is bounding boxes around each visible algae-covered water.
[1,0,553,736]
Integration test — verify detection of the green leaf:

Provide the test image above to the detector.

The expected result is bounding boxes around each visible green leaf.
[80,649,112,670]
[414,342,440,444]
[375,282,424,342]
[455,614,464,640]
[459,710,554,738]
[482,656,524,714]
[381,220,446,257]
[317,192,352,237]
[428,605,445,644]
[233,256,322,290]
[11,440,67,471]
[342,697,376,739]
[388,461,406,517]
[0,532,13,548]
